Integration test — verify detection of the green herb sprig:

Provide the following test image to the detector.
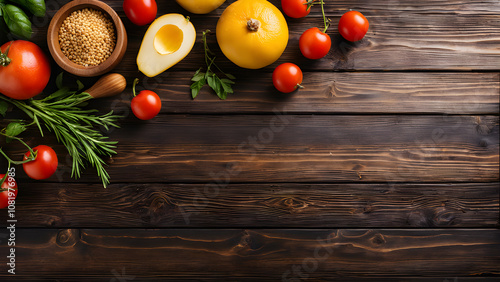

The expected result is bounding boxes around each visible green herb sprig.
[190,30,235,100]
[0,74,120,187]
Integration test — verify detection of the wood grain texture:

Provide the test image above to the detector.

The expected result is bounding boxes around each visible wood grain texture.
[0,0,498,280]
[28,0,500,72]
[92,72,499,114]
[4,114,495,184]
[3,182,497,228]
[2,115,498,184]
[0,229,498,280]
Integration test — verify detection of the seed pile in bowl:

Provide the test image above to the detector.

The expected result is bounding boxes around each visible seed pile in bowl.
[58,8,116,67]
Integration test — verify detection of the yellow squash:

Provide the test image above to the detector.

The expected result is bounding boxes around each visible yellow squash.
[216,0,288,69]
[176,0,226,14]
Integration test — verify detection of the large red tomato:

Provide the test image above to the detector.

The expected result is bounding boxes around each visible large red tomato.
[0,40,51,100]
[0,173,18,209]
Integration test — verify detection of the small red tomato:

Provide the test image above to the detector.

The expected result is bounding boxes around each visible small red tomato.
[23,145,58,180]
[0,40,51,100]
[131,90,162,120]
[123,0,157,26]
[281,0,311,18]
[338,11,369,42]
[0,174,17,209]
[273,63,303,93]
[299,27,331,59]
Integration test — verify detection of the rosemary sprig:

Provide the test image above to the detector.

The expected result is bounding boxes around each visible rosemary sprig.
[0,79,120,188]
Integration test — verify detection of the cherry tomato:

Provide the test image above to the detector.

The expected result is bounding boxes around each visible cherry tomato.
[0,40,51,100]
[131,90,162,120]
[281,0,311,18]
[23,145,58,180]
[273,63,303,93]
[299,27,331,59]
[0,174,17,209]
[338,11,369,42]
[123,0,157,26]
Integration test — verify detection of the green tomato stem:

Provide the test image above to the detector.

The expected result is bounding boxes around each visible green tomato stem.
[320,1,330,33]
[0,42,13,67]
[132,78,139,97]
[0,131,37,164]
[0,171,8,189]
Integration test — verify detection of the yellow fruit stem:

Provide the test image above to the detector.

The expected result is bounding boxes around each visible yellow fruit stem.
[247,18,261,32]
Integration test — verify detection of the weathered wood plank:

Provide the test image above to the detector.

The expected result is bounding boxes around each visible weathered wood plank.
[0,229,498,280]
[94,72,500,114]
[3,115,498,183]
[23,0,500,71]
[3,183,497,228]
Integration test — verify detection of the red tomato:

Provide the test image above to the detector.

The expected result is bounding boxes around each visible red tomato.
[23,145,58,180]
[281,0,311,18]
[272,63,303,93]
[338,11,369,42]
[131,90,161,120]
[0,40,51,100]
[123,0,157,26]
[299,27,331,59]
[0,174,17,209]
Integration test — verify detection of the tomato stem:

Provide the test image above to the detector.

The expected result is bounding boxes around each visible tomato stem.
[0,131,37,165]
[303,0,320,11]
[0,42,13,67]
[320,1,330,33]
[132,78,139,97]
[296,84,305,89]
[0,172,7,189]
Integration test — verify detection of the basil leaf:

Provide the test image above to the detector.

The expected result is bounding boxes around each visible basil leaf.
[9,0,45,17]
[225,73,236,80]
[76,79,84,91]
[191,71,205,82]
[219,90,228,100]
[190,78,205,99]
[220,80,234,95]
[212,76,224,99]
[220,78,235,85]
[4,121,27,143]
[2,4,32,39]
[206,74,215,89]
[55,72,64,89]
[0,101,8,117]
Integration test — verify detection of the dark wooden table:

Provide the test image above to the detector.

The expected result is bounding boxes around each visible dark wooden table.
[1,0,499,280]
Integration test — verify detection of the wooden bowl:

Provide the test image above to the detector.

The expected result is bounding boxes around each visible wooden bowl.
[47,0,127,77]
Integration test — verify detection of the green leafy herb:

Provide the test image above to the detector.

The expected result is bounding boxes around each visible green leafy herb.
[4,121,27,143]
[0,101,8,117]
[190,30,235,100]
[0,77,120,188]
[9,0,45,17]
[1,4,32,39]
